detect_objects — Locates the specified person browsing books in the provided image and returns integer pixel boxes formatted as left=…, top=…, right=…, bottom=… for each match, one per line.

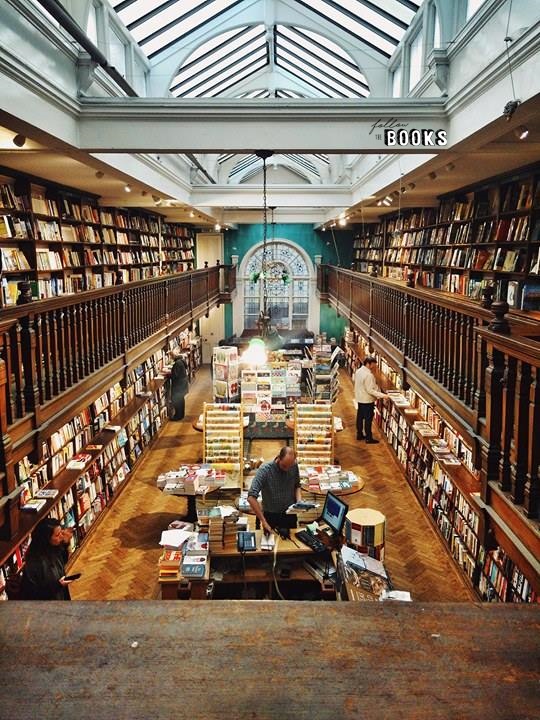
left=354, top=357, right=388, bottom=444
left=247, top=447, right=302, bottom=535
left=169, top=348, right=189, bottom=421
left=20, top=518, right=75, bottom=600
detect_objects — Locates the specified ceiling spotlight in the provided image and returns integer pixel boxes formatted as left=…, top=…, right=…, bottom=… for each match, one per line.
left=95, top=170, right=104, bottom=179
left=190, top=211, right=195, bottom=218
left=338, top=217, right=347, bottom=226
left=141, top=190, right=148, bottom=196
left=400, top=186, right=407, bottom=194
left=377, top=200, right=383, bottom=206
left=428, top=172, right=437, bottom=180
left=152, top=195, right=160, bottom=202
left=382, top=198, right=392, bottom=206
left=514, top=125, right=529, bottom=140
left=407, top=182, right=416, bottom=190
left=215, top=223, right=221, bottom=231
left=445, top=163, right=455, bottom=172
left=12, top=134, right=26, bottom=148
left=124, top=184, right=132, bottom=193
left=321, top=226, right=326, bottom=232
left=503, top=99, right=520, bottom=121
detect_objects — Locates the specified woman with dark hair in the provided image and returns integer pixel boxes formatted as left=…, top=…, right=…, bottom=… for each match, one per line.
left=20, top=518, right=75, bottom=600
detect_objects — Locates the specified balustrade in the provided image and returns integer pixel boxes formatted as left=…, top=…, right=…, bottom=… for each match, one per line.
left=318, top=265, right=540, bottom=521
left=0, top=266, right=231, bottom=436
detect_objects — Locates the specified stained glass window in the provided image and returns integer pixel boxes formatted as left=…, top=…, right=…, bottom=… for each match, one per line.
left=243, top=242, right=310, bottom=330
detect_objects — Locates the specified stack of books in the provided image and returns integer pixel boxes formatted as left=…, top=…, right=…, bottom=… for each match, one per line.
left=208, top=509, right=224, bottom=548
left=412, top=421, right=439, bottom=438
left=299, top=465, right=358, bottom=492
left=158, top=549, right=183, bottom=581
left=157, top=464, right=217, bottom=495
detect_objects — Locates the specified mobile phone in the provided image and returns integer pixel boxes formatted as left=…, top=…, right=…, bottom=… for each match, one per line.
left=63, top=573, right=82, bottom=581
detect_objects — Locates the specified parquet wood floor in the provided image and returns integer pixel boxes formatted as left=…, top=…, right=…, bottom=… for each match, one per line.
left=69, top=367, right=474, bottom=602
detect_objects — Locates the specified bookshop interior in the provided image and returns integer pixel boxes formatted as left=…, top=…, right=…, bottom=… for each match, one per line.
left=0, top=0, right=539, bottom=716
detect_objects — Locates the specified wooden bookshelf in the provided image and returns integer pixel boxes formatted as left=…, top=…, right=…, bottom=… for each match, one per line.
left=380, top=165, right=540, bottom=310
left=0, top=324, right=204, bottom=597
left=0, top=375, right=167, bottom=596
left=0, top=169, right=197, bottom=306
left=352, top=221, right=385, bottom=273
left=363, top=332, right=538, bottom=603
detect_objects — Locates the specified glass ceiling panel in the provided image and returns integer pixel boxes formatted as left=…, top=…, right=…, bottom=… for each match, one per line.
left=113, top=0, right=423, bottom=65
left=184, top=25, right=249, bottom=66
left=186, top=53, right=267, bottom=97
left=122, top=0, right=243, bottom=58
left=275, top=89, right=307, bottom=98
left=277, top=26, right=368, bottom=89
left=275, top=30, right=368, bottom=97
left=293, top=0, right=416, bottom=57
left=277, top=49, right=354, bottom=97
left=171, top=28, right=266, bottom=95
left=237, top=89, right=271, bottom=98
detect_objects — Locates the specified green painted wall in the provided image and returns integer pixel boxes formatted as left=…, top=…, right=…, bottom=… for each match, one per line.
left=319, top=303, right=348, bottom=343
left=223, top=223, right=354, bottom=338
left=224, top=223, right=353, bottom=267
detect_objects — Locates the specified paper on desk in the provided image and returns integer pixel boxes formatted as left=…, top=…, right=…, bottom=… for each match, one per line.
left=159, top=529, right=192, bottom=548
left=341, top=545, right=388, bottom=579
left=260, top=533, right=275, bottom=550
left=382, top=590, right=412, bottom=602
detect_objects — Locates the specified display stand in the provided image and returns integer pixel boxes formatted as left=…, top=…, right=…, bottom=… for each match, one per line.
left=344, top=508, right=386, bottom=561
left=203, top=403, right=243, bottom=489
left=294, top=403, right=334, bottom=466
left=212, top=347, right=239, bottom=402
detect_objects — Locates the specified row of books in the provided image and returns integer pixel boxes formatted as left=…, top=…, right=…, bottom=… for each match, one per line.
left=5, top=369, right=170, bottom=580
left=0, top=214, right=32, bottom=239
left=478, top=546, right=537, bottom=603
left=386, top=244, right=529, bottom=273
left=371, top=347, right=540, bottom=601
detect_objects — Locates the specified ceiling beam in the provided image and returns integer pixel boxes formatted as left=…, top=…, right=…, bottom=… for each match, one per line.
left=78, top=98, right=449, bottom=153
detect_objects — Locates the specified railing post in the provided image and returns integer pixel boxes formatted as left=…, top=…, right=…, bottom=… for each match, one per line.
left=498, top=354, right=516, bottom=492
left=0, top=355, right=15, bottom=496
left=481, top=342, right=505, bottom=500
left=20, top=312, right=39, bottom=420
left=524, top=366, right=540, bottom=518
left=510, top=360, right=531, bottom=505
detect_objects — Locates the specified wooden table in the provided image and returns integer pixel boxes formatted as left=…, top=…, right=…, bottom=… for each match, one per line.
left=2, top=603, right=538, bottom=719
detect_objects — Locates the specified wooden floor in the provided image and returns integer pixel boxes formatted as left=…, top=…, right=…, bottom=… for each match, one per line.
left=69, top=367, right=473, bottom=602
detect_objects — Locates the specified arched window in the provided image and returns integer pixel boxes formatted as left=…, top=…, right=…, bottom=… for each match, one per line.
left=243, top=242, right=311, bottom=330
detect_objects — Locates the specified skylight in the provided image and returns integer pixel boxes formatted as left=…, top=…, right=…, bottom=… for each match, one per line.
left=112, top=0, right=423, bottom=66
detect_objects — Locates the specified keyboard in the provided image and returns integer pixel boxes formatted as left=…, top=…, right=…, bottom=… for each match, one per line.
left=296, top=530, right=327, bottom=553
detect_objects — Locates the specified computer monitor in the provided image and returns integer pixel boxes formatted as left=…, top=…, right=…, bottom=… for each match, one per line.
left=321, top=492, right=348, bottom=536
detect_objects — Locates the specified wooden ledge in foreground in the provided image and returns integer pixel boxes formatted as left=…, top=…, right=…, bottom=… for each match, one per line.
left=1, top=601, right=539, bottom=720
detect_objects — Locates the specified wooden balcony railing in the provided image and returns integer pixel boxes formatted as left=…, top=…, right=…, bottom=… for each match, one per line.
left=0, top=265, right=234, bottom=496
left=318, top=264, right=540, bottom=522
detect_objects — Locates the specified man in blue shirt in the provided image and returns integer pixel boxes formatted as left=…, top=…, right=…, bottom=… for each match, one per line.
left=247, top=447, right=302, bottom=535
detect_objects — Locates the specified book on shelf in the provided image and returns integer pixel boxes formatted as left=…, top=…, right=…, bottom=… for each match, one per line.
left=1, top=246, right=31, bottom=271
left=34, top=488, right=59, bottom=499
left=20, top=497, right=47, bottom=513
left=520, top=282, right=540, bottom=311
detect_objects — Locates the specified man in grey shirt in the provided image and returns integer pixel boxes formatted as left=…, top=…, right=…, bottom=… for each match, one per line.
left=248, top=447, right=302, bottom=535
